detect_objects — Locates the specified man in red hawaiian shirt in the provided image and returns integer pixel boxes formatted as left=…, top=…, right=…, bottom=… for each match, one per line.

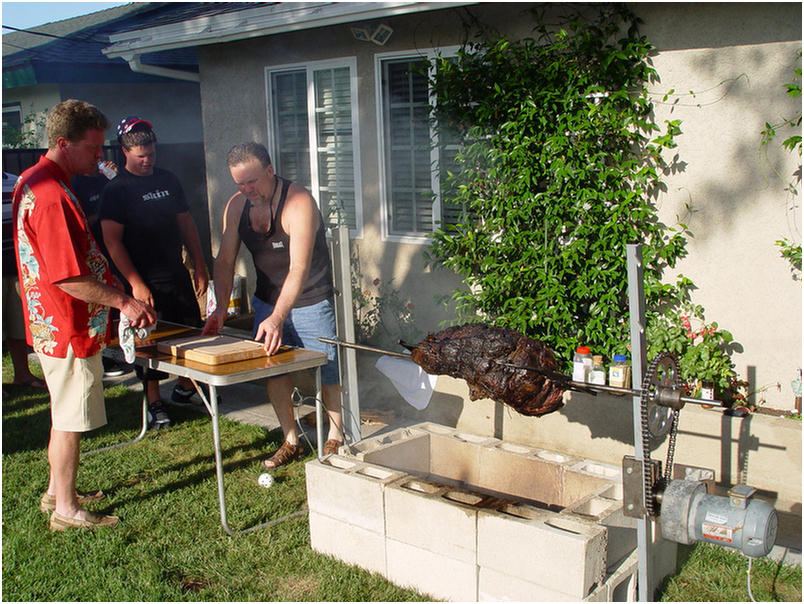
left=13, top=99, right=157, bottom=531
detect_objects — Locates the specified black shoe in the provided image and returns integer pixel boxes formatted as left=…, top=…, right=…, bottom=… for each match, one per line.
left=170, top=383, right=219, bottom=409
left=147, top=400, right=173, bottom=430
left=102, top=357, right=128, bottom=378
left=170, top=384, right=199, bottom=406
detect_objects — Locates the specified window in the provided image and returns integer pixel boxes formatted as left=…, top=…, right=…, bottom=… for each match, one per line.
left=267, top=59, right=362, bottom=235
left=2, top=104, right=22, bottom=148
left=376, top=49, right=459, bottom=243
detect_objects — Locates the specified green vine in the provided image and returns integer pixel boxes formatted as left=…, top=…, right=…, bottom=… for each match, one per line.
left=760, top=53, right=802, bottom=277
left=426, top=4, right=736, bottom=390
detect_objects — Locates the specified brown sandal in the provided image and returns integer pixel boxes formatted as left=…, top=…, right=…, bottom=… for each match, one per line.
left=262, top=441, right=304, bottom=469
left=323, top=439, right=342, bottom=456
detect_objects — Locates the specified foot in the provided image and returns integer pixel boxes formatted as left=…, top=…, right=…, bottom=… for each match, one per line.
left=323, top=439, right=343, bottom=456
left=102, top=357, right=129, bottom=378
left=262, top=441, right=304, bottom=469
left=40, top=489, right=105, bottom=513
left=49, top=509, right=119, bottom=531
left=11, top=377, right=46, bottom=388
left=147, top=400, right=173, bottom=430
left=170, top=383, right=218, bottom=409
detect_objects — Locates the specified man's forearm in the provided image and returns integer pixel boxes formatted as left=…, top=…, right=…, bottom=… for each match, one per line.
left=56, top=276, right=128, bottom=310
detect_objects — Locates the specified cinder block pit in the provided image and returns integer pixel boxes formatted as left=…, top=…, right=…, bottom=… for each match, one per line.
left=306, top=422, right=664, bottom=601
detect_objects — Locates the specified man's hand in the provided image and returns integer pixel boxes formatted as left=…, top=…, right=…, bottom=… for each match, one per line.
left=121, top=296, right=157, bottom=328
left=255, top=316, right=283, bottom=356
left=194, top=270, right=209, bottom=298
left=132, top=282, right=154, bottom=307
left=202, top=308, right=226, bottom=335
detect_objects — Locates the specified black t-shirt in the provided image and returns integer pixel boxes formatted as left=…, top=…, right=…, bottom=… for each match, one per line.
left=71, top=173, right=108, bottom=250
left=99, top=167, right=189, bottom=283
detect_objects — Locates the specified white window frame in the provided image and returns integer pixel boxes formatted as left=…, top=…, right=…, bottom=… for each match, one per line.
left=375, top=47, right=458, bottom=244
left=265, top=57, right=363, bottom=238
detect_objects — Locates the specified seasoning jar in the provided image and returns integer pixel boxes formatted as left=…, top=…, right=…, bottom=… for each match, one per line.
left=572, top=346, right=592, bottom=382
left=589, top=355, right=606, bottom=385
left=609, top=354, right=631, bottom=389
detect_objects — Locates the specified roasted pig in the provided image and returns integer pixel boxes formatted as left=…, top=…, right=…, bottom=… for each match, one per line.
left=408, top=323, right=566, bottom=416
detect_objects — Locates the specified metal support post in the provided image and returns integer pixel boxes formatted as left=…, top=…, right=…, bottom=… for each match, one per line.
left=626, top=243, right=653, bottom=601
left=330, top=225, right=361, bottom=445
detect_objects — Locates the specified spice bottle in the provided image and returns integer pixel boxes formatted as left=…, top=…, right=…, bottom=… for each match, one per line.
left=609, top=354, right=631, bottom=388
left=589, top=355, right=606, bottom=385
left=572, top=346, right=592, bottom=382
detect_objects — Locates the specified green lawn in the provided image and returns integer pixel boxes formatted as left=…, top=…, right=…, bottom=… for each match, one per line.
left=2, top=354, right=800, bottom=601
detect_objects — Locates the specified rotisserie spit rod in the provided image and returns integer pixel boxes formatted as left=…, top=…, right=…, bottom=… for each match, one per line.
left=319, top=337, right=722, bottom=409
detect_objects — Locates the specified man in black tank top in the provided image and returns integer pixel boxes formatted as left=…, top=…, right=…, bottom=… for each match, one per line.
left=203, top=142, right=343, bottom=468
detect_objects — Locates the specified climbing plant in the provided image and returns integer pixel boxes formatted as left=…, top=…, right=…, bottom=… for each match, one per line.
left=427, top=4, right=734, bottom=387
left=760, top=55, right=802, bottom=277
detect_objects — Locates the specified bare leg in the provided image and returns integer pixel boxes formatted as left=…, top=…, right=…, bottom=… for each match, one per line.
left=322, top=383, right=343, bottom=442
left=7, top=338, right=42, bottom=385
left=145, top=379, right=161, bottom=403
left=48, top=428, right=84, bottom=519
left=266, top=375, right=297, bottom=446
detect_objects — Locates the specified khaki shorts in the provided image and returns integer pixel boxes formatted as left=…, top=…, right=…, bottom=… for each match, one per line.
left=37, top=345, right=107, bottom=432
left=2, top=276, right=27, bottom=340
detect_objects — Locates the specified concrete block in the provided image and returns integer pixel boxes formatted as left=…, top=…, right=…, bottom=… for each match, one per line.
left=385, top=479, right=477, bottom=563
left=308, top=510, right=386, bottom=575
left=478, top=507, right=607, bottom=599
left=428, top=432, right=486, bottom=485
left=477, top=442, right=565, bottom=506
left=386, top=538, right=477, bottom=601
left=479, top=566, right=584, bottom=602
left=355, top=432, right=431, bottom=476
left=585, top=551, right=638, bottom=602
left=305, top=456, right=401, bottom=533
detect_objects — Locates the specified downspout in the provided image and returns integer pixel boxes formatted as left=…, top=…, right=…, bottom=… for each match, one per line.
left=125, top=54, right=199, bottom=83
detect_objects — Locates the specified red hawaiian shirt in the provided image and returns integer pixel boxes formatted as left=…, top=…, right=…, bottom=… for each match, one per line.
left=13, top=155, right=114, bottom=358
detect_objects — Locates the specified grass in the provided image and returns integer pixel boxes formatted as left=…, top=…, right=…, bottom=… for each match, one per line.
left=2, top=354, right=801, bottom=601
left=660, top=543, right=801, bottom=602
left=2, top=357, right=429, bottom=602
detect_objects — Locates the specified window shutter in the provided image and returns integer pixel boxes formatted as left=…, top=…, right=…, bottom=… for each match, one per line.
left=314, top=66, right=357, bottom=230
left=383, top=59, right=434, bottom=236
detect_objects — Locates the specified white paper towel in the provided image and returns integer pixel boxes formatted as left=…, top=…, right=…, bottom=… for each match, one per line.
left=375, top=355, right=437, bottom=410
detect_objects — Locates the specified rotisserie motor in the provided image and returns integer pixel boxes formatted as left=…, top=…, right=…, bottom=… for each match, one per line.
left=408, top=323, right=566, bottom=416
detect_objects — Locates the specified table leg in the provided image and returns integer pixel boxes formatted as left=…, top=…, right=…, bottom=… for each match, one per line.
left=85, top=392, right=148, bottom=456
left=315, top=367, right=323, bottom=459
left=202, top=382, right=308, bottom=536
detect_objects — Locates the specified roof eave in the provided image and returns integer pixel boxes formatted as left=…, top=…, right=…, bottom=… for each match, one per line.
left=103, top=1, right=477, bottom=58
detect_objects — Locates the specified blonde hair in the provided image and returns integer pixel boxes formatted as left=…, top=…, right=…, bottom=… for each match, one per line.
left=46, top=99, right=109, bottom=148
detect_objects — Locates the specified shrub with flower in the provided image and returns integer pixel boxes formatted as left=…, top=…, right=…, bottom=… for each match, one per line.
left=647, top=303, right=738, bottom=398
left=351, top=256, right=421, bottom=350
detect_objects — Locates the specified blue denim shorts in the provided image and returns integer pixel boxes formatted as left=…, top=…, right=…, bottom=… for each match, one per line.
left=251, top=295, right=340, bottom=385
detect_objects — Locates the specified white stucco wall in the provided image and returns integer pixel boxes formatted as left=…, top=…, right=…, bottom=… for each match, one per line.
left=196, top=2, right=801, bottom=410
left=640, top=3, right=802, bottom=409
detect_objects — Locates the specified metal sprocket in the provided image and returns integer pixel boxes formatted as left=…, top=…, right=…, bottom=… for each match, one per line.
left=640, top=352, right=682, bottom=516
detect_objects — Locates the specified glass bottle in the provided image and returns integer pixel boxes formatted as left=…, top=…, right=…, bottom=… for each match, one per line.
left=589, top=355, right=606, bottom=385
left=572, top=346, right=592, bottom=382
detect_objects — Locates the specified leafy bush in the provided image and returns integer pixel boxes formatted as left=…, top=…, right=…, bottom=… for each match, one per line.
left=428, top=5, right=722, bottom=374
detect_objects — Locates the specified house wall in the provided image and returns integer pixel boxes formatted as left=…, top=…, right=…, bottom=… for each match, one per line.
left=2, top=81, right=203, bottom=147
left=60, top=81, right=203, bottom=146
left=197, top=3, right=801, bottom=410
left=2, top=84, right=61, bottom=148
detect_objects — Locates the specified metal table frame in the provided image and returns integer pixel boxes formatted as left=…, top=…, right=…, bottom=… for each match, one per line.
left=87, top=322, right=328, bottom=536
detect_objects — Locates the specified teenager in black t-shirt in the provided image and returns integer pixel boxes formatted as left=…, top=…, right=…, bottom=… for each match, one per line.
left=100, top=117, right=209, bottom=430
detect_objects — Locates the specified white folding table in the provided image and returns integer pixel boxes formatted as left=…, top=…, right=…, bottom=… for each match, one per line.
left=88, top=321, right=328, bottom=536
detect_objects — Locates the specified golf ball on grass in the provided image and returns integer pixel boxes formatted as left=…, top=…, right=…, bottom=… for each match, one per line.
left=258, top=472, right=274, bottom=488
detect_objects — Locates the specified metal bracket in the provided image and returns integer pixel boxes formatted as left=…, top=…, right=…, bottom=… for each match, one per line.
left=622, top=455, right=662, bottom=518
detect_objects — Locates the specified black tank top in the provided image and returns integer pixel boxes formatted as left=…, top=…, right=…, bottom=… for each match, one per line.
left=238, top=176, right=333, bottom=307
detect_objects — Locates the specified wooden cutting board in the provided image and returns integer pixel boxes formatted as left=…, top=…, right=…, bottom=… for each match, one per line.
left=156, top=334, right=266, bottom=365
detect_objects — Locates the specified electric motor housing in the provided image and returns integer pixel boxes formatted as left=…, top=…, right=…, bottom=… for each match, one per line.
left=659, top=480, right=778, bottom=558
